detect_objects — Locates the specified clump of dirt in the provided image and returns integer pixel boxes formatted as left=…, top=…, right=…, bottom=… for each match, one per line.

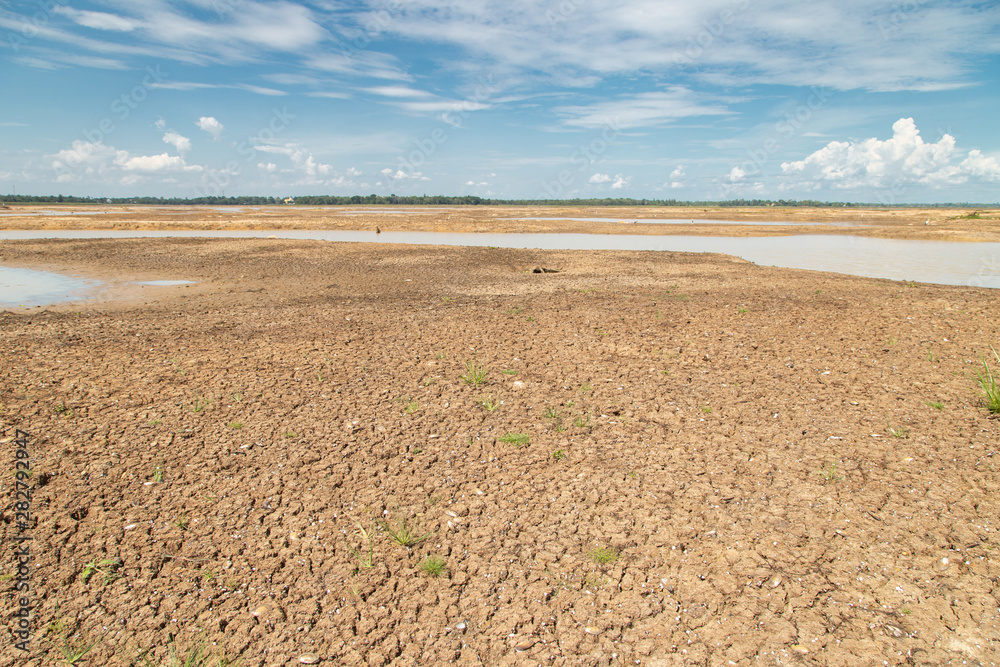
left=1, top=237, right=998, bottom=666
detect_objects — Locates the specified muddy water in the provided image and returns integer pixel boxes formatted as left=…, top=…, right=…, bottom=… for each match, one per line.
left=507, top=216, right=844, bottom=226
left=0, top=266, right=100, bottom=307
left=2, top=230, right=998, bottom=289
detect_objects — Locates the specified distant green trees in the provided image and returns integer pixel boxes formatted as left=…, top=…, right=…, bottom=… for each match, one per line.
left=0, top=194, right=991, bottom=208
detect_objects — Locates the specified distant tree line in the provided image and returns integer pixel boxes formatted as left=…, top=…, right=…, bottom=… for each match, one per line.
left=0, top=194, right=993, bottom=208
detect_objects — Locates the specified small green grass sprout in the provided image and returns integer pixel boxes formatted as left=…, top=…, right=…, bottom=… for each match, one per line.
left=460, top=360, right=489, bottom=387
left=379, top=515, right=434, bottom=547
left=820, top=459, right=843, bottom=484
left=590, top=547, right=618, bottom=566
left=975, top=346, right=1000, bottom=414
left=55, top=630, right=104, bottom=665
left=81, top=558, right=122, bottom=586
left=499, top=432, right=530, bottom=447
left=419, top=555, right=447, bottom=577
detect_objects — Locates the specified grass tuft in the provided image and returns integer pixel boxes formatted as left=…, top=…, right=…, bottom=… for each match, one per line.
left=820, top=459, right=843, bottom=484
left=589, top=547, right=618, bottom=566
left=499, top=432, right=530, bottom=447
left=347, top=521, right=374, bottom=569
left=54, top=630, right=104, bottom=665
left=460, top=360, right=489, bottom=387
left=477, top=395, right=499, bottom=412
left=419, top=555, right=447, bottom=577
left=975, top=346, right=1000, bottom=414
left=379, top=515, right=434, bottom=547
left=81, top=558, right=122, bottom=586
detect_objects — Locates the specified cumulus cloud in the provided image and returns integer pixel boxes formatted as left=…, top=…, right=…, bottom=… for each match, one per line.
left=196, top=117, right=224, bottom=140
left=670, top=165, right=686, bottom=179
left=117, top=153, right=201, bottom=172
left=781, top=118, right=1000, bottom=189
left=381, top=167, right=429, bottom=181
left=257, top=144, right=332, bottom=178
left=728, top=166, right=746, bottom=182
left=49, top=140, right=202, bottom=184
left=611, top=174, right=629, bottom=190
left=589, top=173, right=611, bottom=184
left=162, top=131, right=191, bottom=155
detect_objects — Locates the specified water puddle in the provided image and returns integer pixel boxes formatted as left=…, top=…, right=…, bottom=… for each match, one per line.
left=0, top=210, right=107, bottom=217
left=1, top=230, right=997, bottom=289
left=0, top=266, right=101, bottom=308
left=507, top=216, right=845, bottom=227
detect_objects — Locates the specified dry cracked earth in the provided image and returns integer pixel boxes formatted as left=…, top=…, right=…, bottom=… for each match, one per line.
left=1, top=236, right=999, bottom=666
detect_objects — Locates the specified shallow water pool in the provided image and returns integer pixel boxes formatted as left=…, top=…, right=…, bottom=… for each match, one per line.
left=1, top=229, right=998, bottom=289
left=0, top=266, right=100, bottom=307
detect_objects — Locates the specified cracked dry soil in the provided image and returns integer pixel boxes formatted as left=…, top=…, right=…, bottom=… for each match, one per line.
left=1, top=237, right=999, bottom=666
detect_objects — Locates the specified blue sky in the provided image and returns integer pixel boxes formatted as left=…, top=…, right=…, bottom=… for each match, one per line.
left=1, top=0, right=999, bottom=202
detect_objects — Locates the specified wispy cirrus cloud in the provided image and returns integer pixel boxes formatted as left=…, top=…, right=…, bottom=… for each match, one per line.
left=376, top=0, right=1000, bottom=93
left=557, top=89, right=731, bottom=129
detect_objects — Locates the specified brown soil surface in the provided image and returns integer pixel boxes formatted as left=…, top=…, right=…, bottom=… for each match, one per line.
left=2, top=204, right=999, bottom=242
left=1, top=234, right=999, bottom=667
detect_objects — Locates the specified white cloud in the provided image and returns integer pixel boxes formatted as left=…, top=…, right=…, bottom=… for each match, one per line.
left=781, top=118, right=1000, bottom=189
left=728, top=166, right=746, bottom=182
left=116, top=153, right=202, bottom=173
left=162, top=131, right=191, bottom=156
left=366, top=86, right=435, bottom=98
left=154, top=118, right=166, bottom=130
left=306, top=91, right=352, bottom=99
left=346, top=167, right=362, bottom=176
left=53, top=6, right=138, bottom=32
left=258, top=162, right=278, bottom=173
left=48, top=140, right=202, bottom=184
left=256, top=144, right=332, bottom=177
left=557, top=89, right=730, bottom=129
left=590, top=173, right=629, bottom=189
left=152, top=82, right=286, bottom=96
left=196, top=117, right=224, bottom=140
left=382, top=167, right=429, bottom=181
left=670, top=165, right=686, bottom=179
left=380, top=1, right=1000, bottom=93
left=611, top=174, right=629, bottom=190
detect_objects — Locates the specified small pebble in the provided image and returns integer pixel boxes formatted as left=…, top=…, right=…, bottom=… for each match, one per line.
left=514, top=638, right=535, bottom=652
left=936, top=557, right=950, bottom=571
left=455, top=622, right=467, bottom=631
left=584, top=626, right=600, bottom=635
left=298, top=654, right=320, bottom=665
left=768, top=574, right=782, bottom=588
left=250, top=602, right=274, bottom=618
left=886, top=625, right=904, bottom=638
left=790, top=644, right=810, bottom=654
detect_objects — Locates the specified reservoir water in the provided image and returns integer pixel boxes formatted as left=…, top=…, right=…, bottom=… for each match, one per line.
left=2, top=230, right=998, bottom=307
